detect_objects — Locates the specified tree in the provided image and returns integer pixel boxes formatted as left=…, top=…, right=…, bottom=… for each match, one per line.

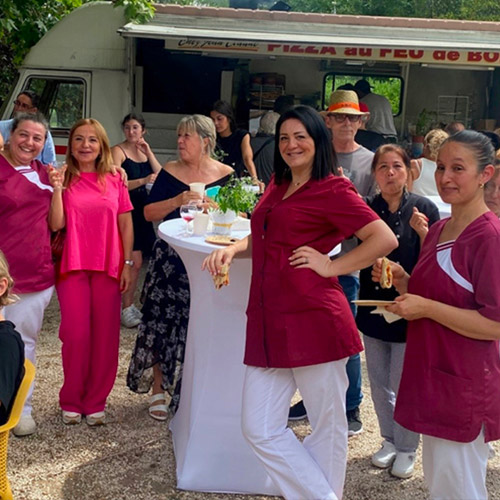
left=0, top=0, right=154, bottom=106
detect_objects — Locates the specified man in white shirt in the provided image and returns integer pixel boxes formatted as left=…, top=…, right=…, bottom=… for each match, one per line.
left=354, top=80, right=397, bottom=140
left=0, top=90, right=56, bottom=165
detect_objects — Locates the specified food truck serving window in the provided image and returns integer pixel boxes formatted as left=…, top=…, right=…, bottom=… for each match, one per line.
left=324, top=74, right=403, bottom=116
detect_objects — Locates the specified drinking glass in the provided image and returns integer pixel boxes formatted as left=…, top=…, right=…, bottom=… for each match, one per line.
left=180, top=203, right=202, bottom=236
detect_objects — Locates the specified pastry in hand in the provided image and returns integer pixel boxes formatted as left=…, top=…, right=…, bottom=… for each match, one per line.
left=213, top=263, right=230, bottom=290
left=380, top=257, right=393, bottom=289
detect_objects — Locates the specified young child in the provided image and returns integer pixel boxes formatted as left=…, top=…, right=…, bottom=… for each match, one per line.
left=0, top=250, right=25, bottom=425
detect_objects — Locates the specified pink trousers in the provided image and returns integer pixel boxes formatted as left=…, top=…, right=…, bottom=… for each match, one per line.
left=57, top=271, right=121, bottom=415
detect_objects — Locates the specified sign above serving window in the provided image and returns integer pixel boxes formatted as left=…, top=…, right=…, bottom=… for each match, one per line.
left=164, top=38, right=500, bottom=67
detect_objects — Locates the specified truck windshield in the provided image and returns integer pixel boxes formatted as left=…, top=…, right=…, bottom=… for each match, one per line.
left=324, top=74, right=403, bottom=115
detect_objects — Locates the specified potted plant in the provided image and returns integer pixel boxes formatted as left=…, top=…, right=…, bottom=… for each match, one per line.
left=411, top=108, right=436, bottom=157
left=211, top=176, right=259, bottom=235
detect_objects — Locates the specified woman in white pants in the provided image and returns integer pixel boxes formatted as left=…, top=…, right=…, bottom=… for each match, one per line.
left=0, top=113, right=57, bottom=436
left=204, top=106, right=397, bottom=500
left=383, top=130, right=500, bottom=499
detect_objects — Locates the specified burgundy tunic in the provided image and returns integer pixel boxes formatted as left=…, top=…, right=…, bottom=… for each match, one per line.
left=244, top=175, right=379, bottom=368
left=394, top=212, right=500, bottom=443
left=0, top=156, right=54, bottom=293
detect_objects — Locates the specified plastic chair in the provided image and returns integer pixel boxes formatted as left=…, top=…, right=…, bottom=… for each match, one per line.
left=0, top=360, right=35, bottom=500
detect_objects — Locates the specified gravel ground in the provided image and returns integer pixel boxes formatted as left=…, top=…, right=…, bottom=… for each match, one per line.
left=6, top=292, right=500, bottom=500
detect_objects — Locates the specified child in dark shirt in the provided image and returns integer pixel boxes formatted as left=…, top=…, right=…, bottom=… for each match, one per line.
left=0, top=250, right=25, bottom=425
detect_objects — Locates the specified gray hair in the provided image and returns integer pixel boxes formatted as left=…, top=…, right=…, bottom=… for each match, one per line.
left=177, top=115, right=216, bottom=157
left=258, top=111, right=280, bottom=135
left=11, top=112, right=48, bottom=139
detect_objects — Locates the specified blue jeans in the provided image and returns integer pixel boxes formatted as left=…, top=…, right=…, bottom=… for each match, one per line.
left=338, top=275, right=363, bottom=412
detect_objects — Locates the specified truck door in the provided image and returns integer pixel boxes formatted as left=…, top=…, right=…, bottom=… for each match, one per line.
left=5, top=70, right=91, bottom=160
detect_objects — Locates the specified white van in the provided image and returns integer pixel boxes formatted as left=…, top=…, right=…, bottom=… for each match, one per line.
left=2, top=1, right=500, bottom=161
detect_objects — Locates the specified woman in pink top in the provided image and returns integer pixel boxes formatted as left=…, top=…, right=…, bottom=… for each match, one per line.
left=49, top=118, right=133, bottom=427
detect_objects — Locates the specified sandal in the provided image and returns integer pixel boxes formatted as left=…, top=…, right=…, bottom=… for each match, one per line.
left=149, top=393, right=168, bottom=421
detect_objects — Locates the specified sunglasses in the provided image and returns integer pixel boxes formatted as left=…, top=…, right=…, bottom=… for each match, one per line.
left=328, top=113, right=362, bottom=123
left=13, top=99, right=33, bottom=110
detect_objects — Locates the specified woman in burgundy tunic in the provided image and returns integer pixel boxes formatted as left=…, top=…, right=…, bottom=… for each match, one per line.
left=203, top=106, right=397, bottom=500
left=380, top=130, right=500, bottom=500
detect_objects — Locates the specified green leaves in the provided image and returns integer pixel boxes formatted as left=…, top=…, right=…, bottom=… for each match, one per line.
left=215, top=176, right=259, bottom=214
left=113, top=0, right=155, bottom=24
left=0, top=0, right=155, bottom=106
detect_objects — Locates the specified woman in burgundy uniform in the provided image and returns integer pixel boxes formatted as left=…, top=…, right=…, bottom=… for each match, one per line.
left=380, top=130, right=500, bottom=500
left=203, top=106, right=397, bottom=500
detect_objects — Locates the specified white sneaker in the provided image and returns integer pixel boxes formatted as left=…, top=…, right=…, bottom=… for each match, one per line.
left=121, top=305, right=141, bottom=328
left=130, top=304, right=143, bottom=319
left=62, top=411, right=82, bottom=425
left=391, top=451, right=416, bottom=479
left=371, top=440, right=397, bottom=468
left=13, top=414, right=36, bottom=437
left=86, top=411, right=106, bottom=427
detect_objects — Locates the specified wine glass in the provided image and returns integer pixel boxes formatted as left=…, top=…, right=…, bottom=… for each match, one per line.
left=180, top=203, right=202, bottom=236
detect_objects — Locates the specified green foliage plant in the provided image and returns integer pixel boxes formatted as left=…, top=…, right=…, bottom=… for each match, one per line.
left=214, top=176, right=259, bottom=214
left=415, top=108, right=437, bottom=136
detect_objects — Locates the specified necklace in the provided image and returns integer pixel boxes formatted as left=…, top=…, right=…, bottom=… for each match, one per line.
left=293, top=177, right=310, bottom=186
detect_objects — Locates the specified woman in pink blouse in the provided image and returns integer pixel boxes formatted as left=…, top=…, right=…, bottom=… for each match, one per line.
left=203, top=106, right=397, bottom=500
left=49, top=118, right=133, bottom=427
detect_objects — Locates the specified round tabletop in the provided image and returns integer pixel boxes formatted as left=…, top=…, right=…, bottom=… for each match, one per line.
left=158, top=218, right=251, bottom=255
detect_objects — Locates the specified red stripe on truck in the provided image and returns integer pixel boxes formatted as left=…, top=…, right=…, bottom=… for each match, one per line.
left=55, top=145, right=67, bottom=155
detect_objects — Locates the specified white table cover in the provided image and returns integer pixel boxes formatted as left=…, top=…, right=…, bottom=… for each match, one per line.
left=158, top=219, right=279, bottom=495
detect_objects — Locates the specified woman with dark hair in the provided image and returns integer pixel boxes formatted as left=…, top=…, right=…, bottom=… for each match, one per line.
left=377, top=130, right=500, bottom=499
left=203, top=106, right=397, bottom=500
left=210, top=100, right=259, bottom=180
left=357, top=144, right=439, bottom=479
left=0, top=112, right=56, bottom=436
left=112, top=113, right=162, bottom=328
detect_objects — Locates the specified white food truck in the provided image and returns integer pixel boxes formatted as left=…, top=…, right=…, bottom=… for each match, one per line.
left=2, top=1, right=500, bottom=161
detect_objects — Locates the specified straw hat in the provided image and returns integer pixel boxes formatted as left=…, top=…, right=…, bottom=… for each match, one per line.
left=327, top=90, right=367, bottom=115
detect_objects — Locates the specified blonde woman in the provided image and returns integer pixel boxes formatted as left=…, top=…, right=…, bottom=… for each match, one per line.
left=49, top=118, right=134, bottom=426
left=0, top=251, right=25, bottom=426
left=410, top=129, right=449, bottom=195
left=127, top=115, right=233, bottom=420
left=484, top=162, right=500, bottom=217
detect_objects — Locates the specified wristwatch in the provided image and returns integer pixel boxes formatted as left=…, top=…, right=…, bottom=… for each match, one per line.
left=124, top=260, right=134, bottom=267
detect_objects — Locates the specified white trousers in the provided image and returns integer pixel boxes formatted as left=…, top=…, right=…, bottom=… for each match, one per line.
left=3, top=286, right=54, bottom=416
left=423, top=431, right=489, bottom=500
left=241, top=359, right=349, bottom=500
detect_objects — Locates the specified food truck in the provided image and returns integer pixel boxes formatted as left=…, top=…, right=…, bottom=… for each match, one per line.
left=2, top=1, right=500, bottom=161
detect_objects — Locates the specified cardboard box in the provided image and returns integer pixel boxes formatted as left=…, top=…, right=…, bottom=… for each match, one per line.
left=473, top=119, right=497, bottom=131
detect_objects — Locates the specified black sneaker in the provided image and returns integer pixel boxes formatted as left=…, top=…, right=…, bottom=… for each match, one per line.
left=347, top=407, right=363, bottom=436
left=288, top=400, right=307, bottom=421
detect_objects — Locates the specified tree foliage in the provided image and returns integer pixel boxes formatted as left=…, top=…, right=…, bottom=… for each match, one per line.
left=2, top=0, right=499, bottom=106
left=0, top=0, right=155, bottom=106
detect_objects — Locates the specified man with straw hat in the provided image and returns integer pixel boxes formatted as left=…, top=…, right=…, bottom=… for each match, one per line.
left=288, top=89, right=376, bottom=438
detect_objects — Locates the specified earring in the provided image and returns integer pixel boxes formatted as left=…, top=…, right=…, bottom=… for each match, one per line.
left=480, top=183, right=484, bottom=189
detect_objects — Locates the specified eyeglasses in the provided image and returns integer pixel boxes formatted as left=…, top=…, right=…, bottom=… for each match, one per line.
left=13, top=99, right=33, bottom=110
left=328, top=113, right=361, bottom=123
